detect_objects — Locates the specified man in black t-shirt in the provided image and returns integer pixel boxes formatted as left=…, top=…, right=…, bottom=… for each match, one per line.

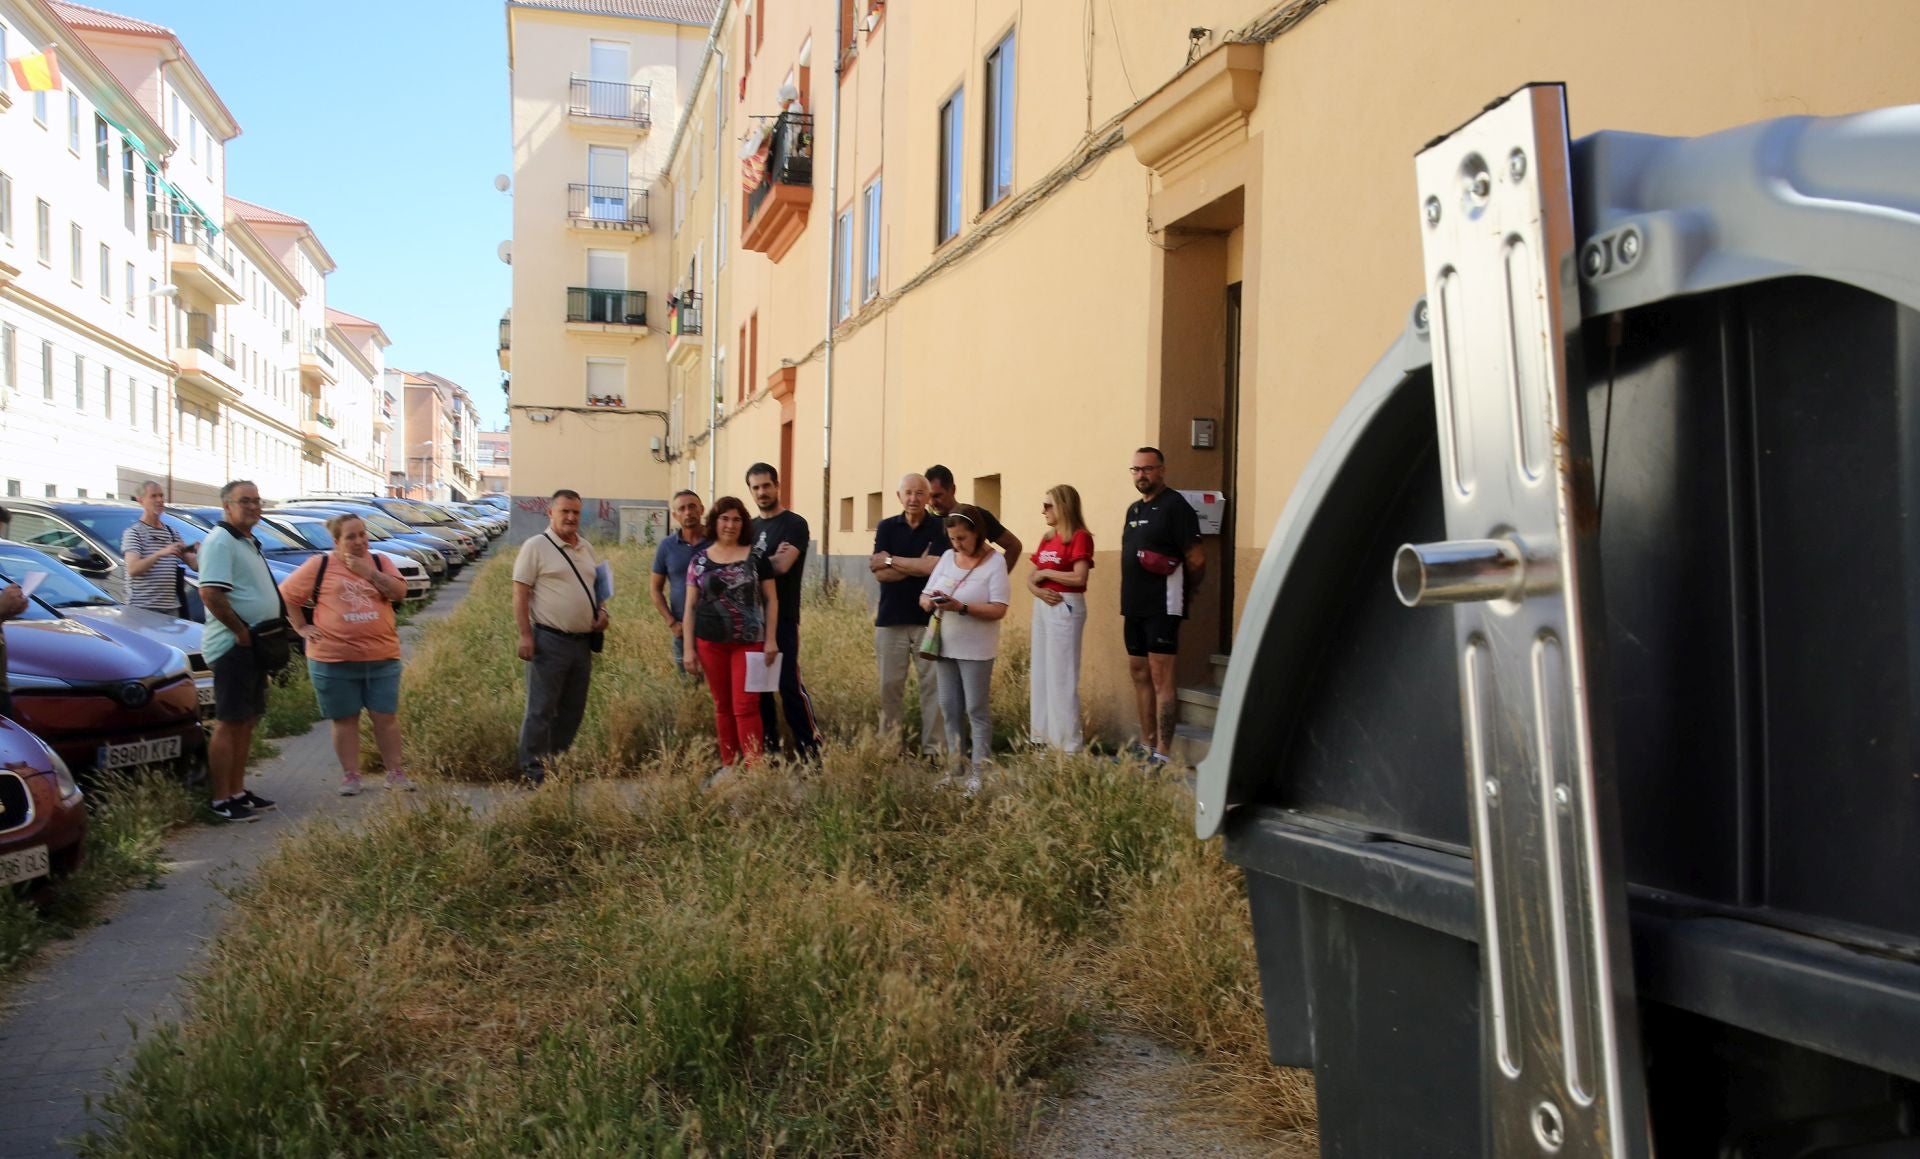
left=1120, top=447, right=1205, bottom=763
left=748, top=462, right=822, bottom=759
left=869, top=473, right=948, bottom=753
left=924, top=464, right=1021, bottom=572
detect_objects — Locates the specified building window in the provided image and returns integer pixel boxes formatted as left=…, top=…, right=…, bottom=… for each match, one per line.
left=937, top=90, right=965, bottom=244
left=835, top=206, right=854, bottom=322
left=862, top=177, right=882, bottom=302
left=5, top=481, right=17, bottom=498
left=99, top=243, right=111, bottom=299
left=0, top=172, right=10, bottom=240
left=68, top=91, right=80, bottom=153
left=749, top=311, right=759, bottom=400
left=123, top=146, right=135, bottom=231
left=95, top=115, right=110, bottom=186
left=128, top=376, right=137, bottom=426
left=148, top=278, right=159, bottom=327
left=585, top=357, right=625, bottom=406
left=983, top=32, right=1016, bottom=208
left=41, top=340, right=53, bottom=399
left=190, top=116, right=200, bottom=164
left=74, top=353, right=84, bottom=408
left=125, top=262, right=136, bottom=313
left=33, top=89, right=47, bottom=125
left=70, top=223, right=82, bottom=285
left=103, top=367, right=112, bottom=419
left=35, top=199, right=50, bottom=265
left=150, top=384, right=160, bottom=432
left=737, top=323, right=747, bottom=401
left=0, top=324, right=14, bottom=390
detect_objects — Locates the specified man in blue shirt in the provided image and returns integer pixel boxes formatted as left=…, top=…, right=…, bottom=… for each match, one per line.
left=198, top=480, right=282, bottom=821
left=649, top=490, right=709, bottom=679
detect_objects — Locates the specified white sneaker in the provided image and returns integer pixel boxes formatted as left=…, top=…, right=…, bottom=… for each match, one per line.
left=701, top=765, right=734, bottom=791
left=963, top=774, right=983, bottom=798
left=338, top=773, right=363, bottom=796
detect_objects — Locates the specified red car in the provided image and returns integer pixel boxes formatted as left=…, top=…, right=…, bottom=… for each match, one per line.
left=4, top=590, right=205, bottom=779
left=0, top=716, right=87, bottom=887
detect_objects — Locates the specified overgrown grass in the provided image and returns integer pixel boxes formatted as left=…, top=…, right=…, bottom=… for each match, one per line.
left=85, top=548, right=1317, bottom=1154
left=396, top=547, right=1028, bottom=781
left=0, top=772, right=199, bottom=984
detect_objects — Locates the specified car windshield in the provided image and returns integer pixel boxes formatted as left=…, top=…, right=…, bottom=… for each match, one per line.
left=246, top=520, right=306, bottom=552
left=0, top=544, right=117, bottom=609
left=386, top=500, right=449, bottom=524
left=280, top=520, right=335, bottom=549
left=66, top=508, right=207, bottom=554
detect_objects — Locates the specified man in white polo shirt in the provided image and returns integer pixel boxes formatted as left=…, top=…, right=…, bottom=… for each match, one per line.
left=513, top=489, right=608, bottom=785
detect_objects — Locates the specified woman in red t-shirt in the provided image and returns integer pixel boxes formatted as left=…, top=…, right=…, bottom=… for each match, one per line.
left=1025, top=484, right=1094, bottom=751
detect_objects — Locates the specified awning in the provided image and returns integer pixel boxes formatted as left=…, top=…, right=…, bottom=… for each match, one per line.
left=100, top=110, right=155, bottom=160
left=166, top=183, right=220, bottom=235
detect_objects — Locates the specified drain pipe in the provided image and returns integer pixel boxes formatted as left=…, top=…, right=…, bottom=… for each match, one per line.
left=659, top=0, right=729, bottom=498
left=819, top=3, right=845, bottom=590
left=708, top=50, right=725, bottom=501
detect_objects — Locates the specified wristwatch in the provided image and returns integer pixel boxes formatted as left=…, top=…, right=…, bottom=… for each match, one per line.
left=885, top=555, right=894, bottom=568
left=958, top=602, right=969, bottom=616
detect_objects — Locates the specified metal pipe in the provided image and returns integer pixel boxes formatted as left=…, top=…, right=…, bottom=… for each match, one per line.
left=1393, top=538, right=1527, bottom=606
left=820, top=0, right=845, bottom=590
left=709, top=49, right=725, bottom=502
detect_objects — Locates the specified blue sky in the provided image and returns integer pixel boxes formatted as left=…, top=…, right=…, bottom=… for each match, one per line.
left=89, top=0, right=513, bottom=428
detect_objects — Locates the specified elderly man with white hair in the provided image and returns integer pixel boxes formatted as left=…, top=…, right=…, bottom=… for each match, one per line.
left=867, top=472, right=948, bottom=755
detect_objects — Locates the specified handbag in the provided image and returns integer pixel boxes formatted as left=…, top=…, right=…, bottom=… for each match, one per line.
left=545, top=534, right=606, bottom=653
left=1135, top=548, right=1182, bottom=577
left=233, top=528, right=294, bottom=673
left=918, top=611, right=944, bottom=658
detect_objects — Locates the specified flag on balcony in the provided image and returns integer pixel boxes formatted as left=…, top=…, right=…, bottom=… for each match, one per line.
left=7, top=47, right=61, bottom=92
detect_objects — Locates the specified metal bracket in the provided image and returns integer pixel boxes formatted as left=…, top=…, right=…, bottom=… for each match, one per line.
left=1400, top=85, right=1652, bottom=1158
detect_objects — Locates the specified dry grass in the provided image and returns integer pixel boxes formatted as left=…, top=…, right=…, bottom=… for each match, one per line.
left=87, top=551, right=1316, bottom=1155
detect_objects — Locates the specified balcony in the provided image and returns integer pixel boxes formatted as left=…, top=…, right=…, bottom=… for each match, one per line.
left=497, top=312, right=511, bottom=372
left=567, top=184, right=649, bottom=234
left=373, top=396, right=394, bottom=432
left=567, top=76, right=651, bottom=129
left=667, top=290, right=703, bottom=369
left=303, top=410, right=340, bottom=449
left=175, top=332, right=241, bottom=403
left=565, top=287, right=648, bottom=341
left=742, top=111, right=814, bottom=262
left=300, top=327, right=338, bottom=389
left=168, top=219, right=242, bottom=306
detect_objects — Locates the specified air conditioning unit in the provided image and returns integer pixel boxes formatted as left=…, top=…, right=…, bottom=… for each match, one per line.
left=148, top=210, right=172, bottom=234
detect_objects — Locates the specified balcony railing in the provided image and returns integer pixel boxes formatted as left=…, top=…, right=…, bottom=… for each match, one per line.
left=497, top=315, right=510, bottom=351
left=304, top=329, right=336, bottom=366
left=745, top=111, right=814, bottom=222
left=189, top=337, right=235, bottom=369
left=567, top=76, right=651, bottom=127
left=311, top=411, right=336, bottom=429
left=668, top=290, right=702, bottom=337
left=566, top=287, right=647, bottom=327
left=169, top=216, right=235, bottom=276
left=567, top=184, right=649, bottom=229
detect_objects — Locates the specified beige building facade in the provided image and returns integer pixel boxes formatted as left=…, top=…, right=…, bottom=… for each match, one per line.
left=512, top=0, right=1920, bottom=742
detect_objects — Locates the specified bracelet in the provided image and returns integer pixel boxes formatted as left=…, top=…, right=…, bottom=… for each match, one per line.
left=958, top=602, right=969, bottom=616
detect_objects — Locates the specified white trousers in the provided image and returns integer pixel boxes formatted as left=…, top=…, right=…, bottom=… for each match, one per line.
left=1028, top=592, right=1086, bottom=751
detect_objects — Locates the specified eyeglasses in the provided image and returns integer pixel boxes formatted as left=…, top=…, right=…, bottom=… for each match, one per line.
left=1128, top=466, right=1159, bottom=474
left=1041, top=502, right=1055, bottom=510
left=230, top=497, right=263, bottom=506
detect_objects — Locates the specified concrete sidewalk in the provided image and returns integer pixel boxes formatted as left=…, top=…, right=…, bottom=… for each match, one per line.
left=0, top=562, right=488, bottom=1157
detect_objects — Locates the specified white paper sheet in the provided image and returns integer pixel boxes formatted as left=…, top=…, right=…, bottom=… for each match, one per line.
left=743, top=651, right=783, bottom=693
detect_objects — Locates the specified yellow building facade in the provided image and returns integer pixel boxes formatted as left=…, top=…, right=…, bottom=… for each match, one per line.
left=512, top=0, right=1920, bottom=742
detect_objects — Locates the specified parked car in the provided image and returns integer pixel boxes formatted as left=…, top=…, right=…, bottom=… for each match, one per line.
left=368, top=498, right=486, bottom=560
left=474, top=493, right=510, bottom=513
left=2, top=585, right=205, bottom=777
left=447, top=502, right=507, bottom=537
left=285, top=497, right=479, bottom=564
left=1, top=498, right=299, bottom=621
left=277, top=501, right=462, bottom=574
left=262, top=509, right=443, bottom=583
left=0, top=541, right=215, bottom=721
left=0, top=717, right=88, bottom=888
left=261, top=514, right=431, bottom=602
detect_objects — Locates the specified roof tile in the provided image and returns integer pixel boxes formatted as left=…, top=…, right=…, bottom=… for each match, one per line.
left=509, top=0, right=720, bottom=27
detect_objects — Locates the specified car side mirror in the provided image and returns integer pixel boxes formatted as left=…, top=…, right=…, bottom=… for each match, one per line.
left=59, top=549, right=110, bottom=574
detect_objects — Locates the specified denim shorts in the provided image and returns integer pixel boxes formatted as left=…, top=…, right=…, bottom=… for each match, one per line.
left=308, top=658, right=402, bottom=719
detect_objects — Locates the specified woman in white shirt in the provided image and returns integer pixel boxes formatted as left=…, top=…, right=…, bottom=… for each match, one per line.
left=919, top=504, right=1011, bottom=793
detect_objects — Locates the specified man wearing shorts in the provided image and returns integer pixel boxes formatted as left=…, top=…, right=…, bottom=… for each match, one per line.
left=197, top=480, right=280, bottom=820
left=1120, top=447, right=1205, bottom=764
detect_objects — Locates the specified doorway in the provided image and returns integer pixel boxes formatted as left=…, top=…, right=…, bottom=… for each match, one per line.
left=1221, top=280, right=1242, bottom=657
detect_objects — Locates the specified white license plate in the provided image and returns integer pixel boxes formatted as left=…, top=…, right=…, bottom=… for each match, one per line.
left=97, top=735, right=183, bottom=770
left=0, top=845, right=49, bottom=887
left=196, top=684, right=216, bottom=706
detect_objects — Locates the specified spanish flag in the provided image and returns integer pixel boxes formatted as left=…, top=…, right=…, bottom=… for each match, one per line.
left=8, top=47, right=61, bottom=93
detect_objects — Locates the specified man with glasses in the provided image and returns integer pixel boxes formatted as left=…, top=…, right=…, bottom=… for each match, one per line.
left=1120, top=447, right=1205, bottom=764
left=197, top=480, right=279, bottom=820
left=122, top=480, right=196, bottom=617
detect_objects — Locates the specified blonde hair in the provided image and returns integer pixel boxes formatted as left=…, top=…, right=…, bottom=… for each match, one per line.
left=1044, top=484, right=1086, bottom=541
left=324, top=513, right=364, bottom=540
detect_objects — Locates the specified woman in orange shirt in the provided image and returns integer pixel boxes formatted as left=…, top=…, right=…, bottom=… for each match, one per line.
left=280, top=513, right=412, bottom=795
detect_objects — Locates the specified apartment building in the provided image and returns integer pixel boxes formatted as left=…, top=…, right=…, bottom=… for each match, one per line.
left=622, top=0, right=1920, bottom=744
left=392, top=369, right=480, bottom=503
left=325, top=307, right=392, bottom=495
left=503, top=0, right=717, bottom=531
left=0, top=0, right=174, bottom=500
left=0, top=0, right=394, bottom=503
left=477, top=428, right=510, bottom=493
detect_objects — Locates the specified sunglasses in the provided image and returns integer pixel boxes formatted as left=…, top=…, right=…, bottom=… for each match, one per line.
left=1041, top=502, right=1055, bottom=510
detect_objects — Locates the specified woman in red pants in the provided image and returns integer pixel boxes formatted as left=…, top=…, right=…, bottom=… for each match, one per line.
left=682, top=495, right=780, bottom=773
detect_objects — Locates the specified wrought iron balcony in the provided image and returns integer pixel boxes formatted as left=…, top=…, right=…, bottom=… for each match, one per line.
left=188, top=336, right=234, bottom=369
left=669, top=290, right=702, bottom=337
left=566, top=287, right=647, bottom=328
left=498, top=315, right=510, bottom=351
left=745, top=111, right=814, bottom=222
left=170, top=216, right=234, bottom=276
left=567, top=184, right=649, bottom=230
left=568, top=76, right=651, bottom=127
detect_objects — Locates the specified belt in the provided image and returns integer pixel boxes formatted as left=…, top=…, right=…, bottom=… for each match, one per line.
left=534, top=623, right=593, bottom=640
